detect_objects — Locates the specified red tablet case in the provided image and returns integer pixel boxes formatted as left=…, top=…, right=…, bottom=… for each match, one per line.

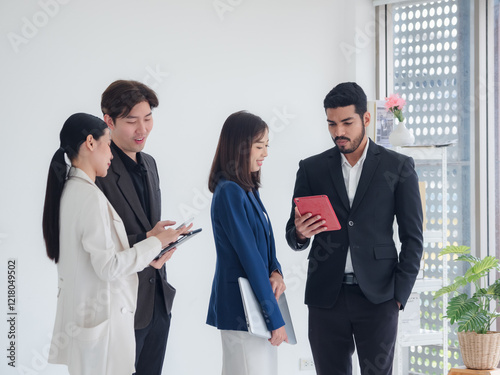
left=294, top=195, right=341, bottom=231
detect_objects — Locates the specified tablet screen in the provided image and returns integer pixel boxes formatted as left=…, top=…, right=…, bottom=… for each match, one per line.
left=154, top=228, right=202, bottom=259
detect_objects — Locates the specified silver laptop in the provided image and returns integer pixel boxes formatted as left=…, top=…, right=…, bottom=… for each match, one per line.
left=238, top=277, right=297, bottom=345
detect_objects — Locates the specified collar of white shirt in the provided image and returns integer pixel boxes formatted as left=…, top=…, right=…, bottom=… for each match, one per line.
left=340, top=138, right=370, bottom=168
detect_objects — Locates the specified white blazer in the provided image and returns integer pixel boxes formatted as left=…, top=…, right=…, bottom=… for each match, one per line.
left=48, top=168, right=162, bottom=375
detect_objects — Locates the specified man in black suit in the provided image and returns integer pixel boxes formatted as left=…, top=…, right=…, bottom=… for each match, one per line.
left=96, top=80, right=176, bottom=375
left=286, top=82, right=423, bottom=375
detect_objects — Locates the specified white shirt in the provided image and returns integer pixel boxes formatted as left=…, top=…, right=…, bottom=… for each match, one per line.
left=341, top=140, right=370, bottom=273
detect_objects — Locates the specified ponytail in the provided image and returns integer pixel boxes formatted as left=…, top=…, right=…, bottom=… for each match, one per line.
left=42, top=148, right=68, bottom=262
left=42, top=113, right=108, bottom=263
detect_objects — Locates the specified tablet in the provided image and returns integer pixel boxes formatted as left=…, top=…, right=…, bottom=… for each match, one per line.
left=238, top=277, right=297, bottom=345
left=154, top=228, right=202, bottom=260
left=294, top=195, right=341, bottom=231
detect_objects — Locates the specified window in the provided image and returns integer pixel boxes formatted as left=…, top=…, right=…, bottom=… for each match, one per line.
left=378, top=0, right=487, bottom=373
left=493, top=0, right=500, bottom=296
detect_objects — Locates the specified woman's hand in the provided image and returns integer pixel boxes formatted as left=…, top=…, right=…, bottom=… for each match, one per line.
left=147, top=220, right=176, bottom=238
left=155, top=222, right=193, bottom=249
left=149, top=248, right=176, bottom=269
left=269, top=270, right=286, bottom=301
left=269, top=326, right=288, bottom=346
left=149, top=222, right=193, bottom=267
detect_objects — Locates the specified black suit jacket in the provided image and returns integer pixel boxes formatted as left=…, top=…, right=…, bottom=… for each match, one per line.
left=96, top=147, right=176, bottom=329
left=286, top=140, right=423, bottom=309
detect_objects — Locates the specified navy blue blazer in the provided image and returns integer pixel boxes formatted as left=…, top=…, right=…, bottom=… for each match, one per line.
left=286, top=140, right=423, bottom=309
left=207, top=179, right=285, bottom=331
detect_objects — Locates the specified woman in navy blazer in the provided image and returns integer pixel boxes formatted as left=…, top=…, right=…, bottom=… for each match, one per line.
left=207, top=111, right=288, bottom=375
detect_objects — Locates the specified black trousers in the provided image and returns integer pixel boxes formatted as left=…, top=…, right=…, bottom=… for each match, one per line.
left=133, top=277, right=171, bottom=375
left=308, top=284, right=399, bottom=375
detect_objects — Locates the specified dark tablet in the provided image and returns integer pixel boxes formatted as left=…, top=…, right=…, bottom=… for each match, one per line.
left=154, top=228, right=202, bottom=260
left=294, top=195, right=341, bottom=231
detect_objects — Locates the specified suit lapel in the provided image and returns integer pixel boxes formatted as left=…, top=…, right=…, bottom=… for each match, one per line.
left=109, top=148, right=152, bottom=231
left=107, top=201, right=130, bottom=251
left=247, top=190, right=270, bottom=235
left=247, top=190, right=274, bottom=266
left=327, top=148, right=350, bottom=211
left=350, top=140, right=381, bottom=214
left=142, top=156, right=160, bottom=225
left=70, top=167, right=131, bottom=250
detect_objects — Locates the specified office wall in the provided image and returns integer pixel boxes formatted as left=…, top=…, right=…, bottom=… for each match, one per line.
left=0, top=0, right=376, bottom=373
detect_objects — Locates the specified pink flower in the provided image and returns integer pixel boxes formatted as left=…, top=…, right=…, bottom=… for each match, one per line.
left=384, top=93, right=406, bottom=122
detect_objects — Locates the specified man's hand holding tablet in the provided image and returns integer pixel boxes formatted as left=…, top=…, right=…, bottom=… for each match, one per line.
left=293, top=195, right=341, bottom=241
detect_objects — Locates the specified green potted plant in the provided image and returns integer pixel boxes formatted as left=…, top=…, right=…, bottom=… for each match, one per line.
left=434, top=245, right=500, bottom=370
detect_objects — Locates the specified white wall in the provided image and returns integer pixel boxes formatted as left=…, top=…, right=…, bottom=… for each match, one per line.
left=0, top=0, right=376, bottom=374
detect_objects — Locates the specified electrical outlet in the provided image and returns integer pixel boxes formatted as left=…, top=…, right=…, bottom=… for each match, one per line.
left=299, top=357, right=315, bottom=371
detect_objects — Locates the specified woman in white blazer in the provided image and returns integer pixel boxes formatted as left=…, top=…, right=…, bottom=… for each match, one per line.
left=42, top=113, right=188, bottom=375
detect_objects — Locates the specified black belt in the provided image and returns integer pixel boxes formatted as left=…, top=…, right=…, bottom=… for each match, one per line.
left=342, top=273, right=358, bottom=285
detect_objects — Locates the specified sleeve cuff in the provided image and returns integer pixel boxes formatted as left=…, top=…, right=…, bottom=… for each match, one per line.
left=270, top=269, right=283, bottom=277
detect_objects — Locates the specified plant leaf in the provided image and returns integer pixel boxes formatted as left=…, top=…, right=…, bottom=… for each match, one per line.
left=486, top=280, right=500, bottom=298
left=457, top=310, right=489, bottom=333
left=434, top=276, right=467, bottom=299
left=445, top=294, right=477, bottom=325
left=474, top=288, right=489, bottom=298
left=438, top=245, right=470, bottom=257
left=465, top=256, right=499, bottom=283
left=456, top=254, right=480, bottom=265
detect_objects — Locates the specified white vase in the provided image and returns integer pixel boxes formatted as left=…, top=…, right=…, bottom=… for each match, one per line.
left=389, top=120, right=415, bottom=147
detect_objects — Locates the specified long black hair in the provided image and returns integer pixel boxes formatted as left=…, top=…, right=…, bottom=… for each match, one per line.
left=42, top=113, right=108, bottom=263
left=208, top=111, right=268, bottom=193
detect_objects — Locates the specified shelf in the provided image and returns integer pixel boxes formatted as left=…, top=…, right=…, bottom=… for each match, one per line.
left=398, top=145, right=449, bottom=161
left=423, top=230, right=444, bottom=243
left=412, top=278, right=443, bottom=293
left=394, top=146, right=448, bottom=375
left=398, top=329, right=444, bottom=347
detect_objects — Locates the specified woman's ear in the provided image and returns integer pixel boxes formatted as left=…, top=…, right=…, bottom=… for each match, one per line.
left=85, top=134, right=95, bottom=150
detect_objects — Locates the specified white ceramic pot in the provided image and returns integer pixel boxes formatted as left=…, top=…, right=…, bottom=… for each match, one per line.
left=389, top=120, right=415, bottom=147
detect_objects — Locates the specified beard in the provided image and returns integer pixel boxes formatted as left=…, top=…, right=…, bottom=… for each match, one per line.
left=334, top=125, right=365, bottom=154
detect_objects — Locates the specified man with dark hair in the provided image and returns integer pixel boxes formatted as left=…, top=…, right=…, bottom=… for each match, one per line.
left=286, top=82, right=423, bottom=374
left=96, top=80, right=176, bottom=375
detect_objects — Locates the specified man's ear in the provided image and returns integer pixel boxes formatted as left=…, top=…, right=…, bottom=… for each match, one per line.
left=363, top=111, right=371, bottom=128
left=104, top=114, right=115, bottom=130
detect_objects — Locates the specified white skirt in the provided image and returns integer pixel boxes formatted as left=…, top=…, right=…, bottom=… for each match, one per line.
left=220, top=330, right=277, bottom=375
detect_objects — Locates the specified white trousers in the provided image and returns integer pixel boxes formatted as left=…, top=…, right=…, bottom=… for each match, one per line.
left=220, top=330, right=277, bottom=375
